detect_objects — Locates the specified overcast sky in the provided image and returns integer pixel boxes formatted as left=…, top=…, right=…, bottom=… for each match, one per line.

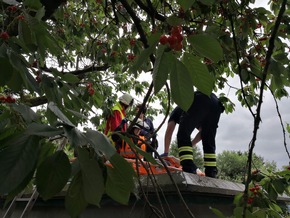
left=153, top=0, right=290, bottom=169
left=153, top=75, right=290, bottom=170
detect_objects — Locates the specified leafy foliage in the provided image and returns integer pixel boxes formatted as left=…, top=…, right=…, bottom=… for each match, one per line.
left=0, top=0, right=290, bottom=217
left=217, top=150, right=277, bottom=183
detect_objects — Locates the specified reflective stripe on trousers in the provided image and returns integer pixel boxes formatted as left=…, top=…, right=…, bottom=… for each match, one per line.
left=178, top=146, right=193, bottom=161
left=204, top=153, right=216, bottom=167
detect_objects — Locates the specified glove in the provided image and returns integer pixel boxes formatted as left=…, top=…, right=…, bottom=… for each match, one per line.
left=120, top=118, right=128, bottom=125
left=160, top=152, right=168, bottom=157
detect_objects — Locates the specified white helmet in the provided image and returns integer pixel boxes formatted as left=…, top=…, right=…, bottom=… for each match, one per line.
left=133, top=118, right=149, bottom=129
left=119, top=93, right=134, bottom=106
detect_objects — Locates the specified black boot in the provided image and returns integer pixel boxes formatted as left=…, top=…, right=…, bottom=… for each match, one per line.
left=181, top=160, right=197, bottom=174
left=205, top=167, right=218, bottom=178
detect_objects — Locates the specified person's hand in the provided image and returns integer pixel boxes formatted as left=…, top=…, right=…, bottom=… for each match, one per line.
left=120, top=118, right=128, bottom=125
left=160, top=152, right=168, bottom=157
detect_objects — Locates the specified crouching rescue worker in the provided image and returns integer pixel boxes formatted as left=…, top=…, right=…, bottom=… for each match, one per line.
left=112, top=118, right=148, bottom=159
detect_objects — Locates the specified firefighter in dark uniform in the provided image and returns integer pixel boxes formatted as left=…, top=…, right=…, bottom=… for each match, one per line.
left=162, top=91, right=224, bottom=178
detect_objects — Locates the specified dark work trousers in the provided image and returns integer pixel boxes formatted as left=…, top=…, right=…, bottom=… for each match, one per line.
left=177, top=92, right=222, bottom=177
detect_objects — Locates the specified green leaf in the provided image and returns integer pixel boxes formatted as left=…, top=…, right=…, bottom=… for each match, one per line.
left=0, top=134, right=40, bottom=195
left=105, top=153, right=136, bottom=204
left=78, top=147, right=104, bottom=207
left=7, top=50, right=40, bottom=93
left=66, top=108, right=88, bottom=120
left=198, top=0, right=215, bottom=6
left=177, top=0, right=195, bottom=11
left=65, top=171, right=88, bottom=218
left=170, top=59, right=194, bottom=111
left=269, top=60, right=286, bottom=89
left=153, top=45, right=173, bottom=93
left=233, top=207, right=254, bottom=218
left=272, top=178, right=285, bottom=194
left=166, top=15, right=184, bottom=26
left=130, top=43, right=157, bottom=74
left=269, top=202, right=283, bottom=213
left=0, top=127, right=17, bottom=141
left=26, top=123, right=64, bottom=137
left=18, top=18, right=37, bottom=52
left=36, top=150, right=71, bottom=200
left=35, top=7, right=46, bottom=20
left=0, top=58, right=13, bottom=86
left=147, top=31, right=162, bottom=47
left=12, top=104, right=39, bottom=123
left=4, top=170, right=34, bottom=207
left=268, top=183, right=278, bottom=200
left=61, top=73, right=80, bottom=84
left=85, top=129, right=117, bottom=159
left=182, top=53, right=214, bottom=95
left=23, top=0, right=42, bottom=9
left=64, top=126, right=89, bottom=148
left=27, top=16, right=61, bottom=57
left=48, top=102, right=75, bottom=127
left=187, top=34, right=223, bottom=62
left=210, top=207, right=226, bottom=218
left=41, top=75, right=62, bottom=105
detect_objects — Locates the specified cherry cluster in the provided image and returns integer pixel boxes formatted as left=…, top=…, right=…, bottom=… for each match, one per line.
left=159, top=26, right=183, bottom=51
left=7, top=5, right=18, bottom=12
left=86, top=82, right=95, bottom=96
left=249, top=184, right=260, bottom=195
left=0, top=95, right=16, bottom=103
left=247, top=184, right=261, bottom=205
left=127, top=53, right=136, bottom=61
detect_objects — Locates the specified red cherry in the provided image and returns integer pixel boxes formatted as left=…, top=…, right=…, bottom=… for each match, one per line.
left=171, top=26, right=182, bottom=36
left=256, top=23, right=262, bottom=28
left=127, top=54, right=136, bottom=61
left=17, top=15, right=25, bottom=20
left=111, top=51, right=117, bottom=57
left=130, top=39, right=136, bottom=46
left=7, top=6, right=17, bottom=12
left=173, top=42, right=183, bottom=51
left=167, top=35, right=177, bottom=46
left=36, top=75, right=41, bottom=83
left=247, top=197, right=254, bottom=204
left=0, top=96, right=6, bottom=103
left=259, top=37, right=268, bottom=41
left=88, top=87, right=95, bottom=96
left=175, top=34, right=183, bottom=42
left=0, top=32, right=9, bottom=40
left=159, top=35, right=168, bottom=45
left=86, top=82, right=92, bottom=88
left=101, top=48, right=106, bottom=54
left=252, top=169, right=259, bottom=175
left=5, top=96, right=15, bottom=103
